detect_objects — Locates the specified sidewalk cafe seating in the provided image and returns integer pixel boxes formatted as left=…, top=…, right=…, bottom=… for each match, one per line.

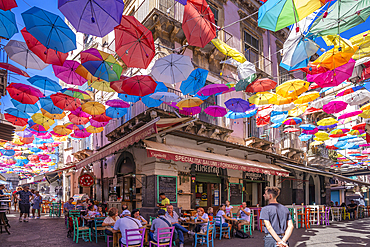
left=122, top=228, right=146, bottom=247
left=67, top=210, right=81, bottom=229
left=93, top=217, right=106, bottom=243
left=297, top=207, right=310, bottom=229
left=319, top=207, right=330, bottom=226
left=73, top=216, right=91, bottom=243
left=214, top=216, right=230, bottom=240
left=331, top=207, right=342, bottom=221
left=49, top=202, right=61, bottom=217
left=149, top=226, right=175, bottom=247
left=241, top=213, right=253, bottom=236
left=194, top=220, right=215, bottom=247
left=342, top=207, right=350, bottom=220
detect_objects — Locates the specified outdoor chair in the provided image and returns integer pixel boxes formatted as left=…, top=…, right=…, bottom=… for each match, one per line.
left=49, top=203, right=61, bottom=217
left=297, top=207, right=310, bottom=229
left=194, top=220, right=215, bottom=247
left=93, top=217, right=107, bottom=243
left=342, top=207, right=350, bottom=220
left=67, top=210, right=81, bottom=229
left=241, top=212, right=253, bottom=236
left=288, top=208, right=295, bottom=225
left=331, top=207, right=341, bottom=221
left=73, top=216, right=91, bottom=243
left=122, top=228, right=146, bottom=247
left=319, top=207, right=330, bottom=226
left=149, top=226, right=175, bottom=247
left=149, top=216, right=157, bottom=224
left=214, top=216, right=230, bottom=240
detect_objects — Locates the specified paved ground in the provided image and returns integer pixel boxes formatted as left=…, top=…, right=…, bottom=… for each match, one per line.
left=2, top=210, right=370, bottom=247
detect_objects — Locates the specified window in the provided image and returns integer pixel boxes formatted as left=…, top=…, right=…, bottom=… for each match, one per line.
left=277, top=50, right=293, bottom=84
left=158, top=0, right=174, bottom=16
left=208, top=2, right=219, bottom=26
left=244, top=30, right=259, bottom=67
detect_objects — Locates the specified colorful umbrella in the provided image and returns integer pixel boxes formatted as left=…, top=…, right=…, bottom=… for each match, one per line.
left=68, top=113, right=90, bottom=125
left=315, top=131, right=329, bottom=139
left=225, top=98, right=250, bottom=112
left=299, top=133, right=313, bottom=141
left=22, top=6, right=76, bottom=53
left=88, top=78, right=115, bottom=92
left=182, top=0, right=216, bottom=48
left=41, top=108, right=66, bottom=120
left=297, top=63, right=329, bottom=75
left=204, top=106, right=227, bottom=117
left=318, top=124, right=337, bottom=130
left=0, top=8, right=17, bottom=39
left=53, top=60, right=87, bottom=86
left=179, top=106, right=202, bottom=116
left=225, top=111, right=248, bottom=119
left=21, top=28, right=68, bottom=66
left=91, top=113, right=112, bottom=122
left=310, top=95, right=335, bottom=109
left=28, top=76, right=62, bottom=94
left=198, top=84, right=229, bottom=96
left=211, top=38, right=246, bottom=63
left=348, top=129, right=365, bottom=136
left=106, top=107, right=127, bottom=118
left=293, top=92, right=320, bottom=105
left=58, top=0, right=124, bottom=37
left=344, top=90, right=370, bottom=106
left=317, top=117, right=338, bottom=126
left=271, top=111, right=288, bottom=123
left=90, top=119, right=108, bottom=128
left=176, top=97, right=203, bottom=110
left=353, top=123, right=366, bottom=131
left=359, top=110, right=370, bottom=119
left=235, top=74, right=256, bottom=92
left=0, top=0, right=17, bottom=11
left=299, top=124, right=316, bottom=130
left=81, top=102, right=105, bottom=115
left=114, top=15, right=155, bottom=69
left=180, top=68, right=208, bottom=95
left=64, top=122, right=84, bottom=131
left=50, top=92, right=81, bottom=111
left=336, top=85, right=363, bottom=97
left=4, top=111, right=28, bottom=127
left=53, top=125, right=72, bottom=136
left=0, top=62, right=29, bottom=77
left=322, top=101, right=348, bottom=114
left=245, top=78, right=277, bottom=93
left=121, top=75, right=157, bottom=97
left=4, top=40, right=48, bottom=70
left=60, top=88, right=91, bottom=100
left=276, top=79, right=309, bottom=98
left=106, top=99, right=130, bottom=108
left=149, top=92, right=181, bottom=102
left=86, top=126, right=104, bottom=133
left=31, top=113, right=55, bottom=127
left=338, top=110, right=363, bottom=120
left=110, top=75, right=128, bottom=94
left=248, top=92, right=276, bottom=105
left=283, top=117, right=302, bottom=125
left=71, top=129, right=91, bottom=138
left=151, top=54, right=194, bottom=84
left=11, top=99, right=39, bottom=113
left=7, top=83, right=43, bottom=104
left=71, top=107, right=90, bottom=118
left=39, top=97, right=64, bottom=114
left=288, top=104, right=308, bottom=117
left=270, top=94, right=296, bottom=105
left=310, top=141, right=324, bottom=146
left=271, top=122, right=282, bottom=128
left=141, top=81, right=168, bottom=107
left=284, top=127, right=300, bottom=133
left=80, top=48, right=123, bottom=82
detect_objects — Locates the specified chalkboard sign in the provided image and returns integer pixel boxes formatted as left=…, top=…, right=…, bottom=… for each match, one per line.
left=229, top=183, right=243, bottom=205
left=143, top=175, right=156, bottom=207
left=157, top=176, right=177, bottom=203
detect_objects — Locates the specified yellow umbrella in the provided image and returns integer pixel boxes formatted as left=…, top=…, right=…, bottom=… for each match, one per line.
left=313, top=35, right=358, bottom=70
left=88, top=78, right=115, bottom=92
left=269, top=94, right=296, bottom=105
left=317, top=117, right=338, bottom=126
left=81, top=102, right=105, bottom=115
left=276, top=79, right=309, bottom=98
left=41, top=109, right=66, bottom=120
left=360, top=103, right=370, bottom=111
left=310, top=141, right=323, bottom=146
left=349, top=30, right=370, bottom=60
left=31, top=113, right=55, bottom=127
left=176, top=97, right=203, bottom=109
left=337, top=153, right=343, bottom=158
left=315, top=131, right=329, bottom=138
left=359, top=109, right=370, bottom=119
left=53, top=125, right=72, bottom=136
left=288, top=104, right=308, bottom=117
left=53, top=136, right=68, bottom=142
left=293, top=92, right=320, bottom=105
left=211, top=38, right=246, bottom=63
left=248, top=92, right=276, bottom=105
left=314, top=136, right=329, bottom=141
left=86, top=125, right=104, bottom=133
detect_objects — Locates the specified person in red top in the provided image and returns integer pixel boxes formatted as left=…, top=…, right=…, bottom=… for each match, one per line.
left=12, top=187, right=22, bottom=212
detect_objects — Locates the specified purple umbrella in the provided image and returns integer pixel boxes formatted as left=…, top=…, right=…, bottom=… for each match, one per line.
left=225, top=98, right=250, bottom=112
left=179, top=106, right=201, bottom=116
left=323, top=101, right=348, bottom=114
left=318, top=124, right=337, bottom=130
left=72, top=129, right=91, bottom=138
left=197, top=84, right=229, bottom=96
left=17, top=129, right=33, bottom=138
left=58, top=0, right=125, bottom=37
left=53, top=60, right=87, bottom=86
left=204, top=105, right=227, bottom=117
left=106, top=99, right=130, bottom=108
left=303, top=128, right=318, bottom=135
left=90, top=119, right=109, bottom=128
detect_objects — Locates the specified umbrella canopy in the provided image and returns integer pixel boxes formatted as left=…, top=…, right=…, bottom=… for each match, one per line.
left=58, top=0, right=124, bottom=37
left=27, top=76, right=62, bottom=94
left=315, top=131, right=329, bottom=138
left=225, top=111, right=247, bottom=119
left=53, top=60, right=87, bottom=86
left=310, top=95, right=335, bottom=109
left=41, top=108, right=66, bottom=120
left=64, top=122, right=84, bottom=131
left=344, top=90, right=370, bottom=106
left=0, top=62, right=29, bottom=77
left=141, top=81, right=168, bottom=107
left=71, top=107, right=90, bottom=118
left=276, top=79, right=309, bottom=98
left=299, top=134, right=313, bottom=141
left=270, top=94, right=297, bottom=105
left=110, top=75, right=129, bottom=94
left=80, top=48, right=123, bottom=82
left=90, top=119, right=108, bottom=128
left=211, top=38, right=246, bottom=63
left=150, top=92, right=181, bottom=102
left=245, top=78, right=277, bottom=93
left=176, top=97, right=203, bottom=110
left=68, top=113, right=90, bottom=125
left=106, top=99, right=130, bottom=108
left=283, top=117, right=302, bottom=125
left=323, top=101, right=347, bottom=114
left=151, top=54, right=194, bottom=84
left=21, top=6, right=76, bottom=53
left=21, top=28, right=68, bottom=66
left=81, top=101, right=105, bottom=115
left=91, top=113, right=112, bottom=123
left=353, top=123, right=366, bottom=130
left=350, top=30, right=370, bottom=60
left=88, top=78, right=115, bottom=92
left=4, top=40, right=48, bottom=70
left=237, top=61, right=256, bottom=81
left=348, top=129, right=365, bottom=136
left=300, top=124, right=316, bottom=130
left=204, top=106, right=227, bottom=117
left=225, top=98, right=251, bottom=112
left=198, top=84, right=229, bottom=96
left=318, top=124, right=337, bottom=130
left=114, top=15, right=155, bottom=69
left=121, top=75, right=157, bottom=97
left=182, top=0, right=216, bottom=48
left=39, top=97, right=64, bottom=114
left=338, top=110, right=363, bottom=120
left=336, top=85, right=363, bottom=97
left=180, top=68, right=208, bottom=95
left=106, top=107, right=127, bottom=118
left=310, top=141, right=324, bottom=146
left=0, top=8, right=17, bottom=39
left=293, top=92, right=320, bottom=104
left=284, top=127, right=300, bottom=133
left=297, top=63, right=329, bottom=75
left=11, top=99, right=39, bottom=113
left=359, top=110, right=370, bottom=119
left=5, top=108, right=29, bottom=119
left=53, top=125, right=72, bottom=136
left=0, top=0, right=17, bottom=11
left=50, top=92, right=81, bottom=111
left=72, top=129, right=91, bottom=138
left=31, top=113, right=55, bottom=127
left=248, top=92, right=276, bottom=105
left=86, top=125, right=104, bottom=133
left=7, top=83, right=43, bottom=104
left=235, top=74, right=256, bottom=92
left=317, top=117, right=338, bottom=126
left=60, top=88, right=91, bottom=100
left=271, top=111, right=288, bottom=123
left=179, top=106, right=202, bottom=116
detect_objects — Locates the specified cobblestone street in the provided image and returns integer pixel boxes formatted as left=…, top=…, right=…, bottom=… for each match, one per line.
left=2, top=211, right=370, bottom=247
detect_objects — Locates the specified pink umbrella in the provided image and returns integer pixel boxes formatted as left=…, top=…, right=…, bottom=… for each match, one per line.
left=204, top=106, right=227, bottom=117
left=71, top=107, right=91, bottom=118
left=165, top=102, right=179, bottom=109
left=283, top=128, right=300, bottom=133
left=106, top=99, right=130, bottom=108
left=303, top=128, right=318, bottom=135
left=38, top=154, right=49, bottom=160
left=197, top=84, right=229, bottom=96
left=338, top=110, right=363, bottom=120
left=71, top=129, right=91, bottom=138
left=37, top=133, right=52, bottom=139
left=179, top=106, right=202, bottom=116
left=307, top=59, right=355, bottom=88
left=362, top=149, right=370, bottom=154
left=360, top=144, right=370, bottom=147
left=90, top=119, right=109, bottom=128
left=53, top=60, right=87, bottom=86
left=322, top=101, right=347, bottom=114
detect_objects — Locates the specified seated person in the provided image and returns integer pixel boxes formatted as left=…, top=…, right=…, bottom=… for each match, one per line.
left=96, top=204, right=106, bottom=217
left=102, top=207, right=120, bottom=236
left=340, top=202, right=346, bottom=207
left=165, top=205, right=195, bottom=247
left=120, top=204, right=130, bottom=217
left=89, top=199, right=98, bottom=211
left=112, top=210, right=142, bottom=246
left=150, top=209, right=172, bottom=243
left=335, top=201, right=339, bottom=207
left=216, top=204, right=236, bottom=231
left=194, top=207, right=208, bottom=233
left=347, top=200, right=357, bottom=219
left=207, top=207, right=214, bottom=221
left=75, top=200, right=86, bottom=211
left=132, top=209, right=148, bottom=225
left=237, top=202, right=251, bottom=231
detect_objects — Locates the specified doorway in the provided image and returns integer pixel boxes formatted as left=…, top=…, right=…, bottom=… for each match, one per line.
left=195, top=182, right=220, bottom=209
left=309, top=176, right=315, bottom=204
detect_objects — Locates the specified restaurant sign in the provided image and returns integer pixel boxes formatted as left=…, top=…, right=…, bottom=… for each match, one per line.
left=192, top=164, right=221, bottom=176
left=244, top=172, right=265, bottom=181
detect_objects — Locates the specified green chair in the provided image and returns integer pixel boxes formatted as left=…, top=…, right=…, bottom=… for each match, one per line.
left=241, top=213, right=253, bottom=236
left=73, top=216, right=91, bottom=243
left=49, top=203, right=62, bottom=217
left=288, top=208, right=295, bottom=225
left=92, top=217, right=106, bottom=243
left=67, top=210, right=81, bottom=229
left=232, top=213, right=237, bottom=218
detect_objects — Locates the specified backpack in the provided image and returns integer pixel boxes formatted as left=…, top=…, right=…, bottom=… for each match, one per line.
left=235, top=229, right=250, bottom=239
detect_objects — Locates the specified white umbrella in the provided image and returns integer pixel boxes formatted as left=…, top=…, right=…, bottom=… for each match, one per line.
left=273, top=103, right=296, bottom=111
left=237, top=60, right=256, bottom=80
left=4, top=40, right=48, bottom=70
left=344, top=90, right=370, bottom=106
left=151, top=54, right=194, bottom=84
left=310, top=95, right=335, bottom=109
left=348, top=137, right=366, bottom=143
left=150, top=92, right=181, bottom=102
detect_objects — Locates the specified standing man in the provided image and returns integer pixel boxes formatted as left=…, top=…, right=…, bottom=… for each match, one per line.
left=157, top=193, right=170, bottom=211
left=237, top=202, right=251, bottom=230
left=166, top=205, right=195, bottom=247
left=260, top=187, right=294, bottom=247
left=15, top=185, right=34, bottom=222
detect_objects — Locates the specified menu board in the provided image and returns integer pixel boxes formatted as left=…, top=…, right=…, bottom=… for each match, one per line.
left=157, top=175, right=177, bottom=203
left=229, top=183, right=243, bottom=205
left=143, top=175, right=156, bottom=207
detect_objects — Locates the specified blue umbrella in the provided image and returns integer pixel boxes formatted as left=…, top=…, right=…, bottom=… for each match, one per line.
left=299, top=124, right=316, bottom=130
left=106, top=107, right=127, bottom=118
left=319, top=87, right=333, bottom=94
left=21, top=7, right=76, bottom=53
left=11, top=99, right=39, bottom=113
left=5, top=108, right=30, bottom=119
left=225, top=98, right=250, bottom=112
left=271, top=111, right=288, bottom=123
left=271, top=122, right=282, bottom=128
left=118, top=93, right=140, bottom=103
left=0, top=149, right=15, bottom=156
left=29, top=147, right=40, bottom=153
left=141, top=81, right=168, bottom=107
left=27, top=75, right=62, bottom=93
left=245, top=108, right=257, bottom=118
left=39, top=97, right=63, bottom=114
left=0, top=9, right=18, bottom=39
left=180, top=68, right=208, bottom=95
left=194, top=94, right=209, bottom=101
left=339, top=135, right=356, bottom=141
left=225, top=111, right=248, bottom=119
left=343, top=143, right=359, bottom=150
left=299, top=134, right=313, bottom=141
left=335, top=140, right=347, bottom=148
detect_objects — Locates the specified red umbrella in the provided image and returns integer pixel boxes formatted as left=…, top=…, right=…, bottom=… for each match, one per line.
left=326, top=145, right=338, bottom=150
left=284, top=127, right=300, bottom=133
left=68, top=113, right=90, bottom=125
left=121, top=75, right=157, bottom=96
left=114, top=16, right=155, bottom=69
left=4, top=113, right=27, bottom=126
left=182, top=0, right=216, bottom=48
left=0, top=0, right=17, bottom=11
left=353, top=123, right=366, bottom=130
left=50, top=92, right=81, bottom=111
left=110, top=75, right=129, bottom=93
left=245, top=78, right=277, bottom=93
left=0, top=62, right=29, bottom=77
left=296, top=63, right=329, bottom=75
left=91, top=113, right=112, bottom=122
left=303, top=107, right=322, bottom=116
left=7, top=83, right=43, bottom=104
left=21, top=28, right=68, bottom=66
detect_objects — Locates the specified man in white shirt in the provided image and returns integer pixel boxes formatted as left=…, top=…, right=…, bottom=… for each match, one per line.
left=112, top=215, right=142, bottom=245
left=237, top=202, right=251, bottom=230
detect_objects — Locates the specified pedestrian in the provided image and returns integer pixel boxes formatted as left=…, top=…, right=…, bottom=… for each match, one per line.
left=120, top=204, right=130, bottom=217
left=15, top=185, right=34, bottom=222
left=112, top=208, right=142, bottom=246
left=12, top=187, right=22, bottom=212
left=260, top=187, right=294, bottom=247
left=237, top=202, right=251, bottom=230
left=225, top=200, right=233, bottom=217
left=150, top=209, right=171, bottom=242
left=32, top=191, right=42, bottom=219
left=157, top=193, right=170, bottom=211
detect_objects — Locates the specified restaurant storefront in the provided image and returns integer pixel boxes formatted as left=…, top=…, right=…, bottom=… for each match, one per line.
left=242, top=172, right=268, bottom=207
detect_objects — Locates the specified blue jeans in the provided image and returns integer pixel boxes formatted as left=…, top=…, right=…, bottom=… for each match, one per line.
left=216, top=223, right=229, bottom=227
left=173, top=223, right=188, bottom=244
left=149, top=232, right=154, bottom=241
left=264, top=234, right=288, bottom=247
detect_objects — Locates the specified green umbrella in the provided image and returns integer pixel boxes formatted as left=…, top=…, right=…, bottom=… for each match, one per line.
left=309, top=0, right=370, bottom=37
left=235, top=74, right=256, bottom=92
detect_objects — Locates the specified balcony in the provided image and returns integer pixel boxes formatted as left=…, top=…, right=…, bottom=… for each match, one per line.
left=245, top=136, right=274, bottom=152
left=281, top=147, right=305, bottom=163
left=307, top=145, right=335, bottom=167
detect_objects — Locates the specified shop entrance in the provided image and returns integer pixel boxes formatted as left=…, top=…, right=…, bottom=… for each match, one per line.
left=242, top=172, right=267, bottom=206
left=195, top=181, right=221, bottom=209
left=309, top=176, right=315, bottom=205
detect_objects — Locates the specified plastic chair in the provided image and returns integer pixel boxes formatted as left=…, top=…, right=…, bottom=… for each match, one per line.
left=73, top=216, right=91, bottom=243
left=214, top=216, right=230, bottom=240
left=149, top=226, right=175, bottom=247
left=342, top=207, right=350, bottom=220
left=297, top=207, right=310, bottom=229
left=93, top=217, right=106, bottom=243
left=121, top=228, right=146, bottom=247
left=241, top=213, right=253, bottom=236
left=50, top=203, right=62, bottom=217
left=194, top=220, right=215, bottom=247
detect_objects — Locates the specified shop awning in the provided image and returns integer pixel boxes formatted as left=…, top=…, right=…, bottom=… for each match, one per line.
left=144, top=140, right=289, bottom=177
